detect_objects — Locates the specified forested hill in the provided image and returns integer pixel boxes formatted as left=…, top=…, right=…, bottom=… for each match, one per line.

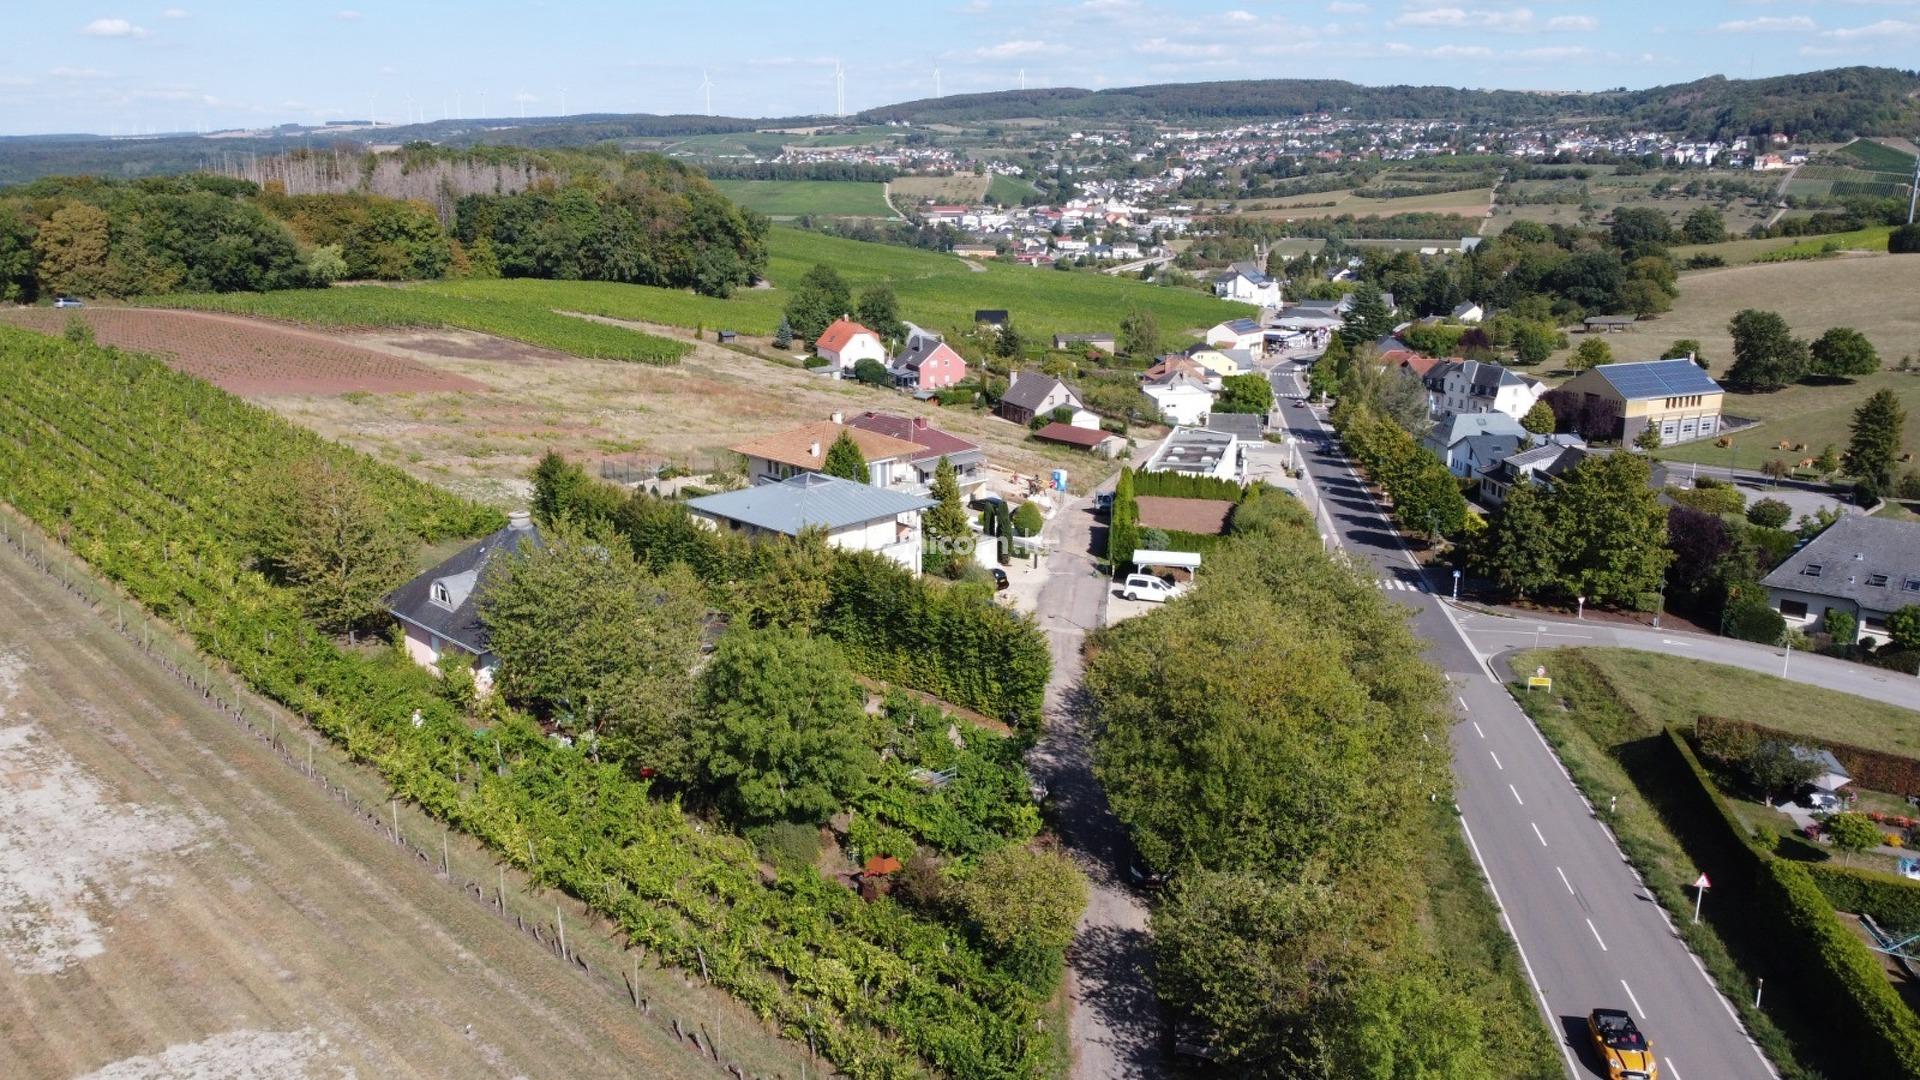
left=859, top=66, right=1920, bottom=141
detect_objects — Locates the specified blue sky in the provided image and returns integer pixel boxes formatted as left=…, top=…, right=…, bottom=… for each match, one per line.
left=0, top=2, right=1909, bottom=136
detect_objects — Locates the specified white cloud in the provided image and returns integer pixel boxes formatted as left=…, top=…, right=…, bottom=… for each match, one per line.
left=1388, top=6, right=1576, bottom=32
left=335, top=9, right=361, bottom=20
left=1224, top=9, right=1259, bottom=24
left=1514, top=46, right=1590, bottom=61
left=1080, top=0, right=1139, bottom=10
left=968, top=39, right=1057, bottom=59
left=1545, top=15, right=1597, bottom=32
left=1327, top=1, right=1368, bottom=11
left=1430, top=43, right=1494, bottom=57
left=80, top=17, right=149, bottom=38
left=1135, top=37, right=1231, bottom=58
left=957, top=0, right=989, bottom=11
left=160, top=7, right=188, bottom=17
left=51, top=66, right=112, bottom=79
left=1821, top=19, right=1920, bottom=40
left=1717, top=15, right=1816, bottom=32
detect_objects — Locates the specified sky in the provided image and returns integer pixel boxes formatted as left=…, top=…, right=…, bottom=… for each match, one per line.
left=0, top=2, right=1912, bottom=137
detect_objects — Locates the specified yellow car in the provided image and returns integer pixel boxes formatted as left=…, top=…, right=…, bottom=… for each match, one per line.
left=1588, top=1008, right=1657, bottom=1080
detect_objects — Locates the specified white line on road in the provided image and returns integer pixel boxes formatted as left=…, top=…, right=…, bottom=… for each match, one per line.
left=1459, top=817, right=1582, bottom=1079
left=1621, top=979, right=1645, bottom=1017
left=1472, top=721, right=1485, bottom=738
left=1665, top=1058, right=1683, bottom=1080
left=1490, top=751, right=1503, bottom=770
left=1556, top=866, right=1574, bottom=894
left=1587, top=918, right=1608, bottom=952
left=1532, top=821, right=1548, bottom=846
left=1457, top=695, right=1469, bottom=712
left=1509, top=783, right=1525, bottom=806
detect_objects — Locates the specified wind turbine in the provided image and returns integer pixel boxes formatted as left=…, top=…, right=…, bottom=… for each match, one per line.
left=700, top=69, right=714, bottom=116
left=1019, top=68, right=1027, bottom=91
left=834, top=59, right=846, bottom=118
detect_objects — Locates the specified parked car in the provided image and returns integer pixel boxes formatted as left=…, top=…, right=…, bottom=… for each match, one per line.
left=1802, top=790, right=1842, bottom=813
left=1121, top=574, right=1182, bottom=603
left=52, top=296, right=83, bottom=308
left=989, top=568, right=1009, bottom=592
left=1093, top=491, right=1114, bottom=512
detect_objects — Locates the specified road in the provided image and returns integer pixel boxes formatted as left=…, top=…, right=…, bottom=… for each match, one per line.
left=1271, top=362, right=1778, bottom=1080
left=1026, top=486, right=1165, bottom=1080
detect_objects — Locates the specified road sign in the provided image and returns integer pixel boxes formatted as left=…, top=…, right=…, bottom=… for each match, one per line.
left=1693, top=872, right=1711, bottom=890
left=1693, top=872, right=1711, bottom=923
left=1526, top=676, right=1552, bottom=692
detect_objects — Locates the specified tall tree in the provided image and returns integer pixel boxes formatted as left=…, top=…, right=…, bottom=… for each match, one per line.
left=31, top=201, right=109, bottom=297
left=1118, top=306, right=1161, bottom=359
left=692, top=630, right=879, bottom=824
left=822, top=430, right=869, bottom=482
left=1520, top=399, right=1556, bottom=435
left=1472, top=482, right=1562, bottom=600
left=782, top=262, right=851, bottom=343
left=855, top=283, right=905, bottom=344
left=0, top=204, right=36, bottom=302
left=1570, top=337, right=1612, bottom=370
left=1724, top=309, right=1808, bottom=392
left=1216, top=373, right=1275, bottom=415
left=247, top=456, right=414, bottom=636
left=1548, top=452, right=1671, bottom=609
left=1845, top=388, right=1906, bottom=488
left=1664, top=338, right=1706, bottom=368
left=1809, top=326, right=1879, bottom=379
left=480, top=519, right=706, bottom=773
left=955, top=845, right=1087, bottom=977
left=1680, top=206, right=1727, bottom=245
left=1338, top=282, right=1394, bottom=348
left=923, top=456, right=974, bottom=571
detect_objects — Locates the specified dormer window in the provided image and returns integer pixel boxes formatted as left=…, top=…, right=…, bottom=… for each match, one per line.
left=1869, top=574, right=1889, bottom=588
left=1801, top=563, right=1823, bottom=578
left=431, top=582, right=452, bottom=606
left=1906, top=577, right=1920, bottom=593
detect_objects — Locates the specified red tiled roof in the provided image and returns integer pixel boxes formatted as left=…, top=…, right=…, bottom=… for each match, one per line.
left=845, top=411, right=980, bottom=461
left=815, top=318, right=878, bottom=354
left=1034, top=422, right=1114, bottom=449
left=1134, top=496, right=1234, bottom=535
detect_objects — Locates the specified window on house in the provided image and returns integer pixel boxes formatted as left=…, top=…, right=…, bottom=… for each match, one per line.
left=1801, top=563, right=1823, bottom=577
left=1869, top=574, right=1890, bottom=588
left=1780, top=600, right=1808, bottom=618
left=431, top=583, right=450, bottom=606
left=1867, top=618, right=1891, bottom=634
left=1906, top=578, right=1920, bottom=593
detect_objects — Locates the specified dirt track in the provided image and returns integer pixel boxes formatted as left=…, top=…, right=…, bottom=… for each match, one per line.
left=0, top=534, right=725, bottom=1079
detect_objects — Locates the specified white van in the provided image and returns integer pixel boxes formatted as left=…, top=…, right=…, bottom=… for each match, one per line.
left=1122, top=574, right=1183, bottom=603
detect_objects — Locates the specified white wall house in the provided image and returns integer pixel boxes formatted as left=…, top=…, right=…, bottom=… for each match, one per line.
left=1204, top=318, right=1266, bottom=354
left=729, top=419, right=924, bottom=491
left=686, top=474, right=936, bottom=575
left=1422, top=360, right=1545, bottom=423
left=1211, top=261, right=1282, bottom=307
left=1763, top=516, right=1920, bottom=645
left=385, top=511, right=542, bottom=690
left=814, top=318, right=889, bottom=371
left=1141, top=372, right=1216, bottom=426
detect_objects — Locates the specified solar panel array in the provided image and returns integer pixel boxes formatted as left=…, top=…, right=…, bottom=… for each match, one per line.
left=1596, top=360, right=1721, bottom=398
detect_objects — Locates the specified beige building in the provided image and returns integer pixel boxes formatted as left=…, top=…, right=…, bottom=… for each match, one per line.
left=1555, top=359, right=1724, bottom=445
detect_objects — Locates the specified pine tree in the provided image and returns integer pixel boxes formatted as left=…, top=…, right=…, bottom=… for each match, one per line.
left=822, top=430, right=869, bottom=483
left=1846, top=388, right=1906, bottom=488
left=773, top=316, right=792, bottom=349
left=1337, top=283, right=1393, bottom=348
left=924, top=456, right=973, bottom=569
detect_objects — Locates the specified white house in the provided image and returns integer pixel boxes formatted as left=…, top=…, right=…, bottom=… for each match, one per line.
left=1420, top=412, right=1531, bottom=478
left=1143, top=426, right=1239, bottom=481
left=1141, top=370, right=1216, bottom=426
left=729, top=419, right=925, bottom=490
left=998, top=371, right=1090, bottom=426
left=1450, top=301, right=1485, bottom=324
left=687, top=473, right=936, bottom=575
left=1211, top=261, right=1282, bottom=307
left=1421, top=360, right=1546, bottom=423
left=1204, top=317, right=1266, bottom=354
left=813, top=318, right=888, bottom=371
left=1762, top=516, right=1920, bottom=645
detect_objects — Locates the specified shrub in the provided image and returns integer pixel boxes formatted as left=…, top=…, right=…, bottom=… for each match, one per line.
left=1826, top=609, right=1857, bottom=646
left=1900, top=472, right=1920, bottom=501
left=1011, top=501, right=1044, bottom=537
left=1723, top=591, right=1786, bottom=644
left=1890, top=224, right=1920, bottom=255
left=1746, top=498, right=1792, bottom=529
left=747, top=821, right=825, bottom=874
left=1667, top=484, right=1746, bottom=516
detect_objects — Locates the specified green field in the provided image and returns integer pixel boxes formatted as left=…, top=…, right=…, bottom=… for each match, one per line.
left=1839, top=138, right=1918, bottom=173
left=425, top=226, right=1248, bottom=344
left=1675, top=225, right=1897, bottom=266
left=986, top=173, right=1039, bottom=204
left=710, top=179, right=894, bottom=218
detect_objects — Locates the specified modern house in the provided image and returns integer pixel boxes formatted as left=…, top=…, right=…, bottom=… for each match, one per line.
left=1476, top=442, right=1588, bottom=508
left=730, top=419, right=926, bottom=489
left=889, top=334, right=969, bottom=391
left=998, top=371, right=1089, bottom=426
left=813, top=318, right=888, bottom=371
left=1422, top=360, right=1546, bottom=423
left=1141, top=370, right=1216, bottom=426
left=1204, top=318, right=1266, bottom=354
left=1555, top=359, right=1724, bottom=445
left=844, top=411, right=989, bottom=498
left=686, top=473, right=936, bottom=575
left=1211, top=261, right=1282, bottom=307
left=1142, top=426, right=1239, bottom=481
left=385, top=510, right=540, bottom=688
left=1421, top=412, right=1530, bottom=478
left=1762, top=515, right=1920, bottom=645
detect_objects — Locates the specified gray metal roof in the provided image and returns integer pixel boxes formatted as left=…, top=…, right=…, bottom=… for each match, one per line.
left=1146, top=427, right=1238, bottom=476
left=1762, top=515, right=1920, bottom=614
left=687, top=473, right=934, bottom=535
left=1430, top=411, right=1528, bottom=446
left=386, top=514, right=542, bottom=655
left=1205, top=412, right=1265, bottom=440
left=1592, top=359, right=1722, bottom=400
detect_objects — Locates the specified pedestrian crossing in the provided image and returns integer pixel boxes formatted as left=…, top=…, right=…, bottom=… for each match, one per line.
left=1377, top=578, right=1430, bottom=593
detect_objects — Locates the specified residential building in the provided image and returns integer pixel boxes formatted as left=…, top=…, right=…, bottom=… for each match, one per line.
left=998, top=371, right=1087, bottom=425
left=1450, top=301, right=1485, bottom=324
left=385, top=510, right=539, bottom=688
left=1476, top=442, right=1588, bottom=508
left=844, top=411, right=988, bottom=497
left=687, top=473, right=935, bottom=575
left=1211, top=261, right=1282, bottom=307
left=814, top=318, right=888, bottom=371
left=1762, top=515, right=1920, bottom=644
left=1143, top=426, right=1239, bottom=481
left=1204, top=317, right=1266, bottom=353
left=889, top=335, right=968, bottom=391
left=1421, top=412, right=1530, bottom=478
left=1555, top=359, right=1724, bottom=445
left=1053, top=332, right=1117, bottom=353
left=1422, top=360, right=1546, bottom=423
left=1204, top=412, right=1265, bottom=441
left=730, top=419, right=925, bottom=489
left=1145, top=354, right=1215, bottom=384
left=1141, top=370, right=1216, bottom=426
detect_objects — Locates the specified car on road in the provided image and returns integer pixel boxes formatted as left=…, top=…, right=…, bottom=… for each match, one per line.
left=53, top=296, right=83, bottom=308
left=1293, top=399, right=1306, bottom=408
left=1121, top=574, right=1183, bottom=603
left=1587, top=1008, right=1657, bottom=1080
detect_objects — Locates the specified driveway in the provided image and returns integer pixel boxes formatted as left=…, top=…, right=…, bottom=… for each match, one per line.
left=1025, top=481, right=1167, bottom=1079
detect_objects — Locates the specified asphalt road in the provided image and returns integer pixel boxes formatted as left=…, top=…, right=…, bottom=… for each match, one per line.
left=1272, top=363, right=1778, bottom=1080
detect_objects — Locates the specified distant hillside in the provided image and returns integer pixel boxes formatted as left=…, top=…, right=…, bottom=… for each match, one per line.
left=860, top=66, right=1920, bottom=142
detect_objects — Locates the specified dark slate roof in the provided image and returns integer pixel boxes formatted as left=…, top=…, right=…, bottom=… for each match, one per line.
left=892, top=335, right=962, bottom=372
left=1205, top=412, right=1265, bottom=440
left=1480, top=444, right=1587, bottom=484
left=386, top=515, right=541, bottom=655
left=974, top=309, right=1009, bottom=325
left=1762, top=515, right=1920, bottom=612
left=1219, top=317, right=1262, bottom=334
left=1001, top=372, right=1073, bottom=413
left=1591, top=359, right=1722, bottom=400
left=687, top=473, right=934, bottom=534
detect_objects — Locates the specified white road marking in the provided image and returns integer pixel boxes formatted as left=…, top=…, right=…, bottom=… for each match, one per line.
left=1556, top=866, right=1575, bottom=894
left=1587, top=918, right=1608, bottom=951
left=1472, top=721, right=1485, bottom=738
left=1532, top=821, right=1548, bottom=846
left=1458, top=695, right=1469, bottom=712
left=1490, top=751, right=1504, bottom=770
left=1509, top=783, right=1525, bottom=806
left=1666, top=1058, right=1683, bottom=1080
left=1621, top=979, right=1645, bottom=1016
left=1459, top=818, right=1582, bottom=1079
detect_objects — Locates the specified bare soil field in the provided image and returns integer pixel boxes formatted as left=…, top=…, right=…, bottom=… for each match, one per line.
left=1234, top=186, right=1494, bottom=221
left=0, top=308, right=485, bottom=396
left=0, top=536, right=742, bottom=1080
left=889, top=173, right=991, bottom=204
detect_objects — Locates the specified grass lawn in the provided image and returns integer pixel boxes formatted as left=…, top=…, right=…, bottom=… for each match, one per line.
left=986, top=173, right=1039, bottom=205
left=1540, top=647, right=1920, bottom=758
left=709, top=180, right=893, bottom=218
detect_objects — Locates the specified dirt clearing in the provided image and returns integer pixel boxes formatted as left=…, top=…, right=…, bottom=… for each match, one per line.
left=0, top=536, right=729, bottom=1080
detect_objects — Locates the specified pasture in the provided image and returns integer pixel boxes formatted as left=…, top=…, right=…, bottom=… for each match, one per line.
left=1673, top=225, right=1897, bottom=267
left=709, top=179, right=893, bottom=218
left=889, top=173, right=990, bottom=204
left=0, top=529, right=759, bottom=1080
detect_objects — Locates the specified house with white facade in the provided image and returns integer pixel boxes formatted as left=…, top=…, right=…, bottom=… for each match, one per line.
left=1422, top=360, right=1546, bottom=423
left=1204, top=317, right=1266, bottom=354
left=1420, top=412, right=1530, bottom=478
left=1450, top=301, right=1485, bottom=324
left=813, top=318, right=889, bottom=371
left=1211, top=261, right=1282, bottom=307
left=998, top=371, right=1091, bottom=426
left=687, top=473, right=935, bottom=575
left=1762, top=516, right=1920, bottom=645
left=730, top=419, right=925, bottom=489
left=1142, top=426, right=1239, bottom=481
left=1141, top=369, right=1216, bottom=426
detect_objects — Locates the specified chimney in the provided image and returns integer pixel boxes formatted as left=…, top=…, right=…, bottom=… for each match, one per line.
left=507, top=510, right=533, bottom=531
left=830, top=410, right=844, bottom=425
left=808, top=441, right=821, bottom=459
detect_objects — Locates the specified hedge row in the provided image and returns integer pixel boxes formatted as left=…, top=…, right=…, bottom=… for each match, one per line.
left=539, top=461, right=1052, bottom=728
left=1699, top=714, right=1920, bottom=798
left=1806, top=861, right=1920, bottom=938
left=1130, top=469, right=1249, bottom=502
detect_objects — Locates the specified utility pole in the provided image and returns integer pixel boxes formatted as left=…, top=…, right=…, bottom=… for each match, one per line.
left=1908, top=136, right=1919, bottom=224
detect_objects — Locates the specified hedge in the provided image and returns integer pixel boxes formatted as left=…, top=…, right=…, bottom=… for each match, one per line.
left=1699, top=714, right=1920, bottom=798
left=1807, top=861, right=1920, bottom=937
left=1131, top=470, right=1249, bottom=502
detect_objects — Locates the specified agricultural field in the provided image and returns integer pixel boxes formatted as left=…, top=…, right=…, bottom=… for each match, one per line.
left=889, top=173, right=990, bottom=204
left=0, top=533, right=752, bottom=1080
left=709, top=179, right=893, bottom=218
left=1233, top=185, right=1495, bottom=221
left=1490, top=169, right=1779, bottom=235
left=0, top=307, right=485, bottom=396
left=640, top=127, right=896, bottom=160
left=986, top=173, right=1039, bottom=204
left=1672, top=225, right=1896, bottom=267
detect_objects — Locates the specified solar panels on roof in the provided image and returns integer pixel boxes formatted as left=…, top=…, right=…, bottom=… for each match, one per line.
left=1592, top=360, right=1722, bottom=399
